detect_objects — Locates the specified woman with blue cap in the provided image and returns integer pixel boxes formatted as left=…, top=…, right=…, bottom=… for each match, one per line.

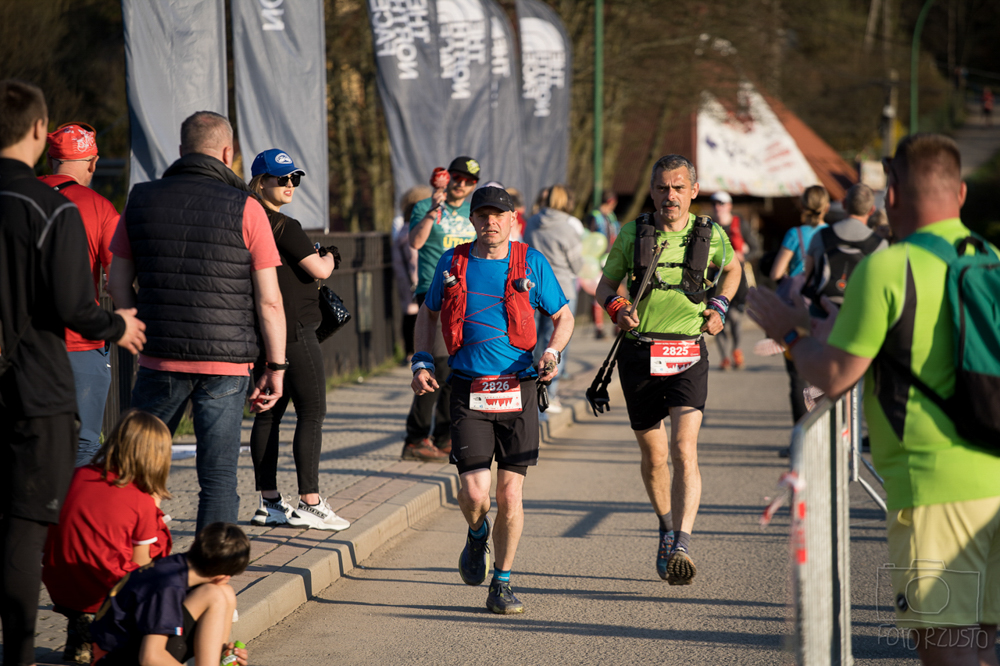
left=246, top=149, right=349, bottom=531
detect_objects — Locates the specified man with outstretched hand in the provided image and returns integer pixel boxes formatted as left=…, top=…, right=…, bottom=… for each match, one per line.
left=595, top=154, right=741, bottom=586
left=747, top=134, right=1000, bottom=666
left=410, top=186, right=573, bottom=614
left=0, top=79, right=146, bottom=666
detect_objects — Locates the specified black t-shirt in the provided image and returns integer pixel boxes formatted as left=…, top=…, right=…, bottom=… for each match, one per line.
left=265, top=209, right=321, bottom=339
left=91, top=553, right=190, bottom=657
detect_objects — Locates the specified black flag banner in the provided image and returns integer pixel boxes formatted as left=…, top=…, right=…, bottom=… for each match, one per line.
left=482, top=0, right=526, bottom=195
left=515, top=0, right=571, bottom=206
left=232, top=0, right=330, bottom=229
left=122, top=0, right=227, bottom=188
left=367, top=0, right=447, bottom=208
left=367, top=0, right=520, bottom=209
left=437, top=0, right=492, bottom=164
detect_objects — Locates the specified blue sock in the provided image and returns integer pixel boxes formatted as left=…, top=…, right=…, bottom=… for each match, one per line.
left=469, top=521, right=487, bottom=539
left=493, top=568, right=511, bottom=583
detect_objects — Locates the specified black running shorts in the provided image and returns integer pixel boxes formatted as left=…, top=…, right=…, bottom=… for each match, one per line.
left=449, top=375, right=539, bottom=475
left=617, top=336, right=709, bottom=432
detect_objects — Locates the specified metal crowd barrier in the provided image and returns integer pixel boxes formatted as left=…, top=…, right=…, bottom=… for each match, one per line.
left=779, top=383, right=887, bottom=666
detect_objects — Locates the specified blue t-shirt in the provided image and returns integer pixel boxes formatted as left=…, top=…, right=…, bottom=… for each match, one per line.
left=425, top=243, right=568, bottom=379
left=780, top=224, right=827, bottom=276
left=91, top=553, right=190, bottom=656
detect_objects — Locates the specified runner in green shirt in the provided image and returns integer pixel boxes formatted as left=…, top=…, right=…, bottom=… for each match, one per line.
left=747, top=134, right=1000, bottom=663
left=596, top=154, right=742, bottom=586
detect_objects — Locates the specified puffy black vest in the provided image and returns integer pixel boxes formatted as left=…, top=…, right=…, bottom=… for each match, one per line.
left=125, top=172, right=258, bottom=363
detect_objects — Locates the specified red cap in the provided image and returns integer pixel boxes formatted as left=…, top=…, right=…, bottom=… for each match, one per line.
left=47, top=122, right=98, bottom=160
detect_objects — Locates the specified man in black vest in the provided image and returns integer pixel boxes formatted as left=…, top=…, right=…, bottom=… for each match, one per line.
left=108, top=111, right=286, bottom=532
left=0, top=79, right=146, bottom=666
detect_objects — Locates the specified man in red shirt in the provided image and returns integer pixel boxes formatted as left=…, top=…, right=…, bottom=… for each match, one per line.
left=39, top=123, right=119, bottom=466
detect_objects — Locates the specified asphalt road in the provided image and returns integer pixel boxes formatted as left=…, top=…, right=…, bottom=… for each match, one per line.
left=246, top=326, right=946, bottom=665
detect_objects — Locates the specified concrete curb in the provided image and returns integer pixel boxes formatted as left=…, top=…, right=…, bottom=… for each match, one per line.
left=234, top=379, right=622, bottom=643
left=235, top=468, right=458, bottom=643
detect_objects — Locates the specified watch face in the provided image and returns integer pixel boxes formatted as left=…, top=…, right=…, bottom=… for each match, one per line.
left=782, top=329, right=799, bottom=345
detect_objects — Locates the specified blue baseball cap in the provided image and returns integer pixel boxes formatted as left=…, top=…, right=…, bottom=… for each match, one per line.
left=251, top=149, right=306, bottom=178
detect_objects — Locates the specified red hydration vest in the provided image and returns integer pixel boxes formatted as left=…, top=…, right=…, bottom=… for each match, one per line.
left=441, top=242, right=537, bottom=355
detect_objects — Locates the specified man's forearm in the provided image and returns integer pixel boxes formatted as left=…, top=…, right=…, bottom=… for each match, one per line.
left=718, top=259, right=742, bottom=302
left=409, top=215, right=434, bottom=250
left=790, top=338, right=866, bottom=398
left=414, top=304, right=438, bottom=354
left=546, top=304, right=575, bottom=351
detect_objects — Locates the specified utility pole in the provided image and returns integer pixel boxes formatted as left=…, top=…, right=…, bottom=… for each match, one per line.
left=910, top=0, right=935, bottom=132
left=592, top=0, right=604, bottom=211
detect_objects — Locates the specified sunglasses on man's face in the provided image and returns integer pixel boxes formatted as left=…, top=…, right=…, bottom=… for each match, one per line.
left=272, top=173, right=301, bottom=188
left=448, top=173, right=477, bottom=186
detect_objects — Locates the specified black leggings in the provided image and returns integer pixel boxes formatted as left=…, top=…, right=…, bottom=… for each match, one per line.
left=1, top=516, right=48, bottom=666
left=251, top=324, right=327, bottom=495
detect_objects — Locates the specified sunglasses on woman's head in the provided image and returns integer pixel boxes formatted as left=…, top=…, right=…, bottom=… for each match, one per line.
left=272, top=173, right=301, bottom=187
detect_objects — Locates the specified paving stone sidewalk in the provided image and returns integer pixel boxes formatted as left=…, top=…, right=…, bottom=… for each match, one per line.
left=30, top=322, right=615, bottom=663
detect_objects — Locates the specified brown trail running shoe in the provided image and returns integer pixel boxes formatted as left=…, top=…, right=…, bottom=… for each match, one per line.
left=401, top=438, right=449, bottom=462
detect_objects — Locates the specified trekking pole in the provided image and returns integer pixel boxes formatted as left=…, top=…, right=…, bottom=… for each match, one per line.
left=586, top=239, right=667, bottom=416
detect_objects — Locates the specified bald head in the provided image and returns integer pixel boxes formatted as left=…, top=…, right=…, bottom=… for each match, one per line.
left=180, top=111, right=233, bottom=160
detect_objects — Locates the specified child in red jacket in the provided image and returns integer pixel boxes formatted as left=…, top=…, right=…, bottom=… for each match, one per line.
left=43, top=409, right=173, bottom=664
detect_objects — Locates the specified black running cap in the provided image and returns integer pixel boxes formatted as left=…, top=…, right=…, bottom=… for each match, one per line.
left=470, top=186, right=514, bottom=214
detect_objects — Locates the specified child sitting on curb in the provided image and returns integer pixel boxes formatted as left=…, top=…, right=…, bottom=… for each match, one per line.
left=90, top=522, right=251, bottom=666
left=43, top=409, right=174, bottom=664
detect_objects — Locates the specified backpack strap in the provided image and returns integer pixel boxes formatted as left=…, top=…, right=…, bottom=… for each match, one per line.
left=903, top=232, right=959, bottom=263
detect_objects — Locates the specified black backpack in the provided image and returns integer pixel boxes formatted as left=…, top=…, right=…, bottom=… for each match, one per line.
left=802, top=226, right=882, bottom=303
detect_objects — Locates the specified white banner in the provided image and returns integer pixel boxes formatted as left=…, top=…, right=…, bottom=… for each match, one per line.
left=697, top=84, right=820, bottom=197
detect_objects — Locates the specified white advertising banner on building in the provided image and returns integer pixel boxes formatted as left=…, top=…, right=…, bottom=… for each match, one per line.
left=697, top=84, right=819, bottom=197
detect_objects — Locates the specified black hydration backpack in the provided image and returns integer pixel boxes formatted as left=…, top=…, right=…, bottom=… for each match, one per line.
left=630, top=214, right=717, bottom=305
left=803, top=226, right=882, bottom=303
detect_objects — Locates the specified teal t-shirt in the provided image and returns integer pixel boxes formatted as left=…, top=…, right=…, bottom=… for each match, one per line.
left=602, top=214, right=734, bottom=336
left=410, top=197, right=475, bottom=296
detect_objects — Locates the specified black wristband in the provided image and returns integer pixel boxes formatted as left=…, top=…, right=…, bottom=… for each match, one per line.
left=265, top=361, right=289, bottom=371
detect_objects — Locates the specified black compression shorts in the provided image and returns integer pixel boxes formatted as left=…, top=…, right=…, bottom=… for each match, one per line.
left=617, top=336, right=709, bottom=431
left=449, top=375, right=539, bottom=475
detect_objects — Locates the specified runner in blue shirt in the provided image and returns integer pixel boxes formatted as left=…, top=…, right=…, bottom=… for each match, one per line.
left=410, top=187, right=573, bottom=615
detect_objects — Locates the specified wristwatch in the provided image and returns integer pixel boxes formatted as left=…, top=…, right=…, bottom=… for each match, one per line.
left=782, top=327, right=809, bottom=350
left=265, top=360, right=289, bottom=371
left=544, top=347, right=562, bottom=364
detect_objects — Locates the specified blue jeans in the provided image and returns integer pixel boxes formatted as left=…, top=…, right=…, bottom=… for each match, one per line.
left=130, top=368, right=250, bottom=532
left=533, top=291, right=577, bottom=402
left=68, top=347, right=112, bottom=467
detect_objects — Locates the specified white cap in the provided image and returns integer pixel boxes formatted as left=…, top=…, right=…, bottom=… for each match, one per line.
left=710, top=191, right=732, bottom=204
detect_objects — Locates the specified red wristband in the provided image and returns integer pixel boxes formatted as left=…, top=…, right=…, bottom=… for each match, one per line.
left=606, top=296, right=631, bottom=325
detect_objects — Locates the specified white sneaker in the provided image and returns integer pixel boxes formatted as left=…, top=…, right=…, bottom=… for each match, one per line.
left=546, top=398, right=564, bottom=414
left=287, top=498, right=351, bottom=531
left=250, top=495, right=293, bottom=526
